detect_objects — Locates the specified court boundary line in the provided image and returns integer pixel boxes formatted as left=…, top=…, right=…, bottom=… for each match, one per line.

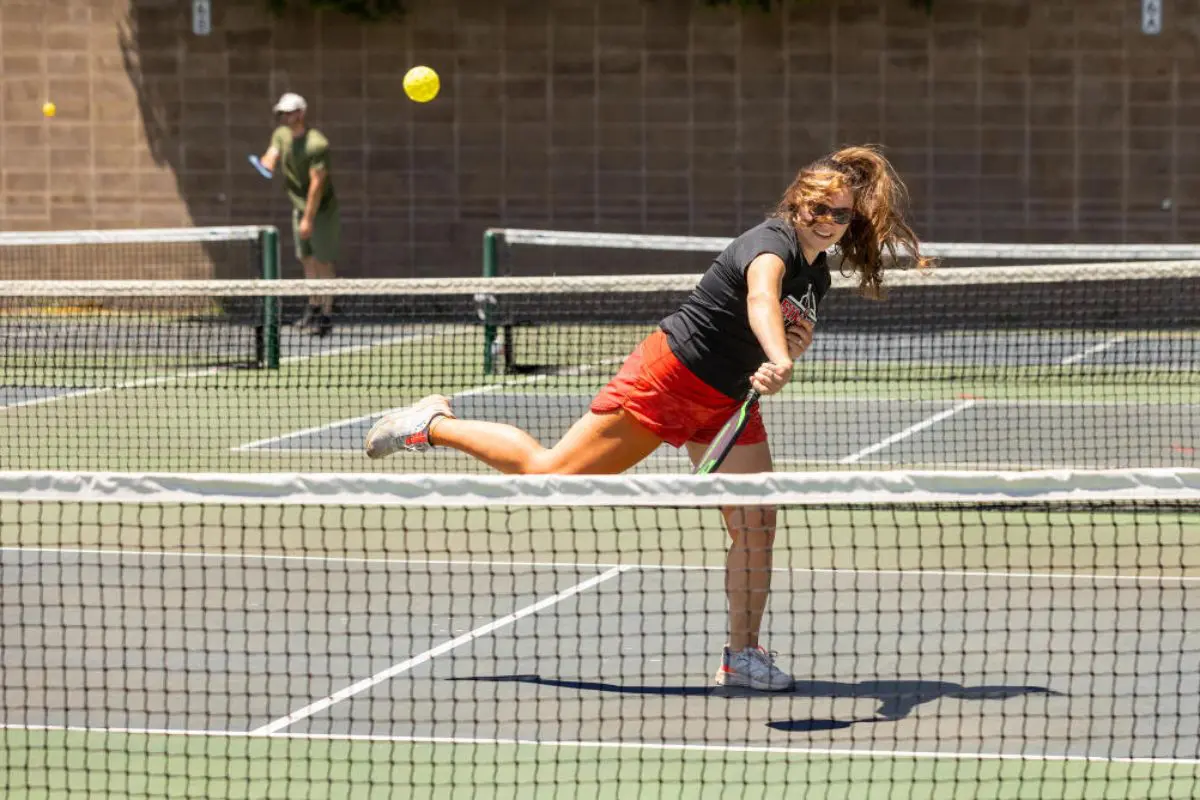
left=227, top=331, right=445, bottom=452
left=6, top=545, right=1200, bottom=584
left=277, top=332, right=420, bottom=366
left=249, top=565, right=631, bottom=734
left=4, top=723, right=1199, bottom=766
left=1059, top=335, right=1126, bottom=366
left=839, top=400, right=977, bottom=464
left=0, top=330, right=427, bottom=414
left=232, top=387, right=1200, bottom=457
left=837, top=336, right=1136, bottom=464
left=325, top=390, right=1200, bottom=408
left=232, top=357, right=623, bottom=452
left=0, top=364, right=235, bottom=411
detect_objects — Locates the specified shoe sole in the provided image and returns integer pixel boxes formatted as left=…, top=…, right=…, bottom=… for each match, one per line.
left=713, top=671, right=792, bottom=692
left=364, top=395, right=453, bottom=459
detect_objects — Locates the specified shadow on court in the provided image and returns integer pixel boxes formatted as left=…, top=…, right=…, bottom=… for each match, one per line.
left=453, top=674, right=1060, bottom=731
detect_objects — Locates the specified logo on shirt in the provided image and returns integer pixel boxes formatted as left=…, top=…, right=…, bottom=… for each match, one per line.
left=780, top=285, right=818, bottom=328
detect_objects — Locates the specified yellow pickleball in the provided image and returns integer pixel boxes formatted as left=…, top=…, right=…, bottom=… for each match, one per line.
left=403, top=66, right=440, bottom=103
left=43, top=101, right=56, bottom=118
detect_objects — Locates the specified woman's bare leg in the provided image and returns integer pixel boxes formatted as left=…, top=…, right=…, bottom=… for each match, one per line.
left=685, top=439, right=776, bottom=651
left=433, top=408, right=663, bottom=475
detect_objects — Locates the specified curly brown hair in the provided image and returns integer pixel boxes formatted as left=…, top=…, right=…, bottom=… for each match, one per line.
left=774, top=144, right=933, bottom=299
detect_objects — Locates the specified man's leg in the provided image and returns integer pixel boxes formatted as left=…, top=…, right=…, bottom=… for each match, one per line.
left=303, top=209, right=340, bottom=332
left=293, top=212, right=319, bottom=329
left=301, top=256, right=335, bottom=316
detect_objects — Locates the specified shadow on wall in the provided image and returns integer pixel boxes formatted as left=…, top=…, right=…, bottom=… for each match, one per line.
left=116, top=0, right=334, bottom=279
left=113, top=0, right=480, bottom=280
left=110, top=0, right=854, bottom=280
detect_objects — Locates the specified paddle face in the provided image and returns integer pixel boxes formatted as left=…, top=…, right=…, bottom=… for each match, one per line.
left=691, top=389, right=760, bottom=475
left=248, top=155, right=273, bottom=179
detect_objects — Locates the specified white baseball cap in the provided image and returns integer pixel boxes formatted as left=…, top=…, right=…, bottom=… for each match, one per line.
left=273, top=92, right=307, bottom=113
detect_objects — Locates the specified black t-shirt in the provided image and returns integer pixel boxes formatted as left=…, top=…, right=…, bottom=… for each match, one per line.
left=658, top=217, right=831, bottom=399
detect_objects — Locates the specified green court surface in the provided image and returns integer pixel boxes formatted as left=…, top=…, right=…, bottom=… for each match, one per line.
left=3, top=323, right=1198, bottom=473
left=6, top=729, right=1200, bottom=800
left=4, top=311, right=1200, bottom=797
left=4, top=496, right=1200, bottom=798
left=5, top=501, right=1200, bottom=574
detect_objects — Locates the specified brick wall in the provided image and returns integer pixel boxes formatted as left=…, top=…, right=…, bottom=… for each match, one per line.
left=2, top=0, right=1199, bottom=278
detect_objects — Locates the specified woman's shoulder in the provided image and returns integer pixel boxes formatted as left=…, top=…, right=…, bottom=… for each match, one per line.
left=726, top=216, right=795, bottom=252
left=737, top=216, right=793, bottom=239
left=730, top=216, right=800, bottom=262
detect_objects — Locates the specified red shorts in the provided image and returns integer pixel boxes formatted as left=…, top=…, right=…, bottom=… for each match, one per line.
left=590, top=329, right=767, bottom=449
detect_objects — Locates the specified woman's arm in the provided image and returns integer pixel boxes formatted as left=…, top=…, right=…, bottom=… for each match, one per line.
left=745, top=253, right=794, bottom=394
left=746, top=253, right=792, bottom=367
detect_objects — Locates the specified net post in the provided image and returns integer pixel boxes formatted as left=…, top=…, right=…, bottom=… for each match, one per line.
left=261, top=226, right=281, bottom=369
left=482, top=228, right=500, bottom=375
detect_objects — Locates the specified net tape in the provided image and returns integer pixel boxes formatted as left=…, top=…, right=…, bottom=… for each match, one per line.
left=493, top=227, right=1200, bottom=260
left=0, top=226, right=273, bottom=247
left=4, top=469, right=1199, bottom=507
left=2, top=259, right=1198, bottom=298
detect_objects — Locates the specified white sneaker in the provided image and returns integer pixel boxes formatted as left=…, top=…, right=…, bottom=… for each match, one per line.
left=714, top=645, right=793, bottom=691
left=364, top=395, right=454, bottom=458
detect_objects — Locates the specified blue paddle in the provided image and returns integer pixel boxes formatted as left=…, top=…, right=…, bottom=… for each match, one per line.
left=248, top=155, right=272, bottom=179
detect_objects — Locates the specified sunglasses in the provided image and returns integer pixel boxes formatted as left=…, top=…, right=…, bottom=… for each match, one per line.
left=809, top=202, right=855, bottom=225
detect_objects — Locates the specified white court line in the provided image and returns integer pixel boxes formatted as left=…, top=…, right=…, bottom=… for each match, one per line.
left=279, top=332, right=420, bottom=366
left=224, top=331, right=456, bottom=450
left=839, top=337, right=1138, bottom=464
left=1, top=331, right=425, bottom=414
left=233, top=357, right=622, bottom=452
left=8, top=545, right=1200, bottom=584
left=236, top=329, right=1187, bottom=454
left=232, top=414, right=381, bottom=452
left=962, top=398, right=1200, bottom=408
left=1059, top=335, right=1126, bottom=366
left=3, top=724, right=1198, bottom=766
left=0, top=364, right=232, bottom=411
left=300, top=390, right=1200, bottom=409
left=250, top=565, right=630, bottom=735
left=244, top=390, right=1200, bottom=456
left=839, top=400, right=978, bottom=464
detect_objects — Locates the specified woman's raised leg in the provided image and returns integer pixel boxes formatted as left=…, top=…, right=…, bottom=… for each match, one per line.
left=367, top=394, right=663, bottom=475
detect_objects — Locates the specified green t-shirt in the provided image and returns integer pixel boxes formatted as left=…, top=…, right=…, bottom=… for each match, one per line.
left=269, top=126, right=337, bottom=214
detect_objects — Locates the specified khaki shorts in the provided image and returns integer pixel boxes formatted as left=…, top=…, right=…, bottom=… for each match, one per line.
left=293, top=207, right=340, bottom=264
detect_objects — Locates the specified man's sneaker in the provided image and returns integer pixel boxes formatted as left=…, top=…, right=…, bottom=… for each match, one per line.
left=302, top=313, right=333, bottom=337
left=294, top=305, right=318, bottom=330
left=364, top=395, right=454, bottom=458
left=714, top=645, right=793, bottom=691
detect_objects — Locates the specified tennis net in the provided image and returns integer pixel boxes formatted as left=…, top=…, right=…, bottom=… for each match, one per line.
left=483, top=227, right=1200, bottom=275
left=3, top=468, right=1200, bottom=797
left=0, top=227, right=282, bottom=373
left=1, top=261, right=1197, bottom=473
left=0, top=226, right=279, bottom=282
